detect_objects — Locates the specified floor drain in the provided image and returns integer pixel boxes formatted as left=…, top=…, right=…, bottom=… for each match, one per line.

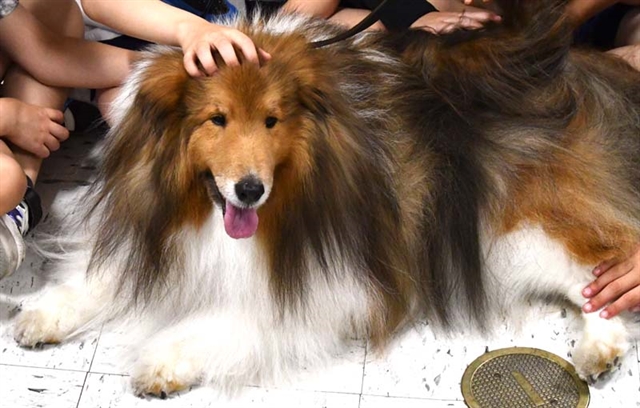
left=461, top=347, right=590, bottom=408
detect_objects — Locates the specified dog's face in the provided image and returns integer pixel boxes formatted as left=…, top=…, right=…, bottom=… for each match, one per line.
left=110, top=40, right=332, bottom=241
left=181, top=47, right=328, bottom=239
left=185, top=67, right=295, bottom=239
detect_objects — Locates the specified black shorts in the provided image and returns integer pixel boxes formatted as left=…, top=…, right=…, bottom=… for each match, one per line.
left=101, top=35, right=152, bottom=51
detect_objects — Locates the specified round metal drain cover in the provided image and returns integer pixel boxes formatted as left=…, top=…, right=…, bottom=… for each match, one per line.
left=461, top=347, right=589, bottom=408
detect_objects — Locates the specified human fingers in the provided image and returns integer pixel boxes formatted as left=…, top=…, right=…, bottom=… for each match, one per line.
left=259, top=48, right=272, bottom=64
left=43, top=134, right=61, bottom=154
left=49, top=121, right=70, bottom=142
left=46, top=108, right=65, bottom=124
left=582, top=259, right=632, bottom=298
left=591, top=258, right=619, bottom=277
left=194, top=41, right=218, bottom=75
left=430, top=14, right=484, bottom=33
left=454, top=15, right=487, bottom=30
left=29, top=141, right=50, bottom=159
left=226, top=31, right=261, bottom=66
left=462, top=9, right=502, bottom=23
left=463, top=1, right=496, bottom=8
left=414, top=13, right=474, bottom=33
left=183, top=50, right=204, bottom=77
left=214, top=39, right=241, bottom=68
left=599, top=285, right=640, bottom=318
left=583, top=271, right=637, bottom=313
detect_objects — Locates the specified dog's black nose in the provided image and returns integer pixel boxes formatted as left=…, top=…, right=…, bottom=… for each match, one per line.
left=235, top=177, right=265, bottom=205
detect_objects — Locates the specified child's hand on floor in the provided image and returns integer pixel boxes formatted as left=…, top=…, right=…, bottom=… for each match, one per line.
left=582, top=245, right=640, bottom=318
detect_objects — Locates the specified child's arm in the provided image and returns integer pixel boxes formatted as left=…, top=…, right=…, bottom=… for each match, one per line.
left=81, top=0, right=269, bottom=77
left=564, top=0, right=618, bottom=26
left=0, top=5, right=135, bottom=89
left=282, top=0, right=341, bottom=18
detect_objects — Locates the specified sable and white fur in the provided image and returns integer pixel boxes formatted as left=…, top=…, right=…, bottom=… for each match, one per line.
left=13, top=0, right=640, bottom=396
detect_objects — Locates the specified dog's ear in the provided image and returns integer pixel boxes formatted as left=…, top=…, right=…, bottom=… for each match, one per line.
left=289, top=58, right=335, bottom=120
left=101, top=48, right=192, bottom=175
left=88, top=48, right=200, bottom=302
left=133, top=48, right=191, bottom=126
left=298, top=85, right=332, bottom=119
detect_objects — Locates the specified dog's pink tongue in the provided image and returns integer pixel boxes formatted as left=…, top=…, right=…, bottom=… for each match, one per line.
left=224, top=202, right=259, bottom=239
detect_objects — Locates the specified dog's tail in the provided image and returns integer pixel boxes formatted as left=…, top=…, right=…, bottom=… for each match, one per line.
left=401, top=0, right=573, bottom=115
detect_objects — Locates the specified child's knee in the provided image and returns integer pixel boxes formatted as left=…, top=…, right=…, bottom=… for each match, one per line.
left=0, top=150, right=28, bottom=215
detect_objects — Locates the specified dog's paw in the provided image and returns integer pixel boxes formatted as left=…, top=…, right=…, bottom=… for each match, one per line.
left=13, top=287, right=88, bottom=348
left=131, top=348, right=199, bottom=398
left=572, top=320, right=629, bottom=383
left=14, top=309, right=68, bottom=348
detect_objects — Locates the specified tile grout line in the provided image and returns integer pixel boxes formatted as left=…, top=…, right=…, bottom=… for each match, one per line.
left=0, top=362, right=89, bottom=373
left=637, top=339, right=640, bottom=389
left=75, top=325, right=103, bottom=408
left=357, top=341, right=368, bottom=408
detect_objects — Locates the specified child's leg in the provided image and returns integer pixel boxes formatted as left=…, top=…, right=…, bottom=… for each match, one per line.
left=0, top=140, right=28, bottom=279
left=1, top=0, right=84, bottom=182
left=0, top=0, right=83, bottom=279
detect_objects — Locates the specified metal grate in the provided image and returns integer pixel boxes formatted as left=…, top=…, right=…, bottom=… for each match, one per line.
left=461, top=347, right=590, bottom=408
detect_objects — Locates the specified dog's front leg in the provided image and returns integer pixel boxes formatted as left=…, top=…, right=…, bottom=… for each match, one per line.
left=13, top=254, right=115, bottom=347
left=131, top=311, right=263, bottom=398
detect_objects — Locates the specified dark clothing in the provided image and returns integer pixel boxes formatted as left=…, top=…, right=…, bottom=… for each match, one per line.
left=340, top=0, right=436, bottom=31
left=247, top=0, right=438, bottom=31
left=101, top=35, right=152, bottom=51
left=573, top=4, right=633, bottom=50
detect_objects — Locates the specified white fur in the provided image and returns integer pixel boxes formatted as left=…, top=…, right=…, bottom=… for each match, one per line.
left=484, top=225, right=632, bottom=380
left=15, top=202, right=373, bottom=394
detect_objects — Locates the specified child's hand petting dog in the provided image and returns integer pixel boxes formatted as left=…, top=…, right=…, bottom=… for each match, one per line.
left=177, top=21, right=271, bottom=77
left=410, top=10, right=501, bottom=34
left=583, top=245, right=640, bottom=318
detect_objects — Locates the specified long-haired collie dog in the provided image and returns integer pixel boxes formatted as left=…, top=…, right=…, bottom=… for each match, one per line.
left=13, top=0, right=640, bottom=397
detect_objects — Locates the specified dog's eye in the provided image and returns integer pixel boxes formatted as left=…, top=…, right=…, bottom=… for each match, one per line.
left=265, top=116, right=278, bottom=129
left=211, top=115, right=226, bottom=127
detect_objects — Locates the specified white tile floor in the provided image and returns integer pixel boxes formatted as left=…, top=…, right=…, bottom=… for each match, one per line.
left=1, top=128, right=639, bottom=408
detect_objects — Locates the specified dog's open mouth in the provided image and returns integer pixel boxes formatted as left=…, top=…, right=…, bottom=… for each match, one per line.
left=204, top=171, right=260, bottom=239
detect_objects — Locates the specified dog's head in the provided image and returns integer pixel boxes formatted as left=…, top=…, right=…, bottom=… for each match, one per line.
left=186, top=54, right=314, bottom=239
left=100, top=36, right=335, bottom=241
left=90, top=29, right=411, bottom=312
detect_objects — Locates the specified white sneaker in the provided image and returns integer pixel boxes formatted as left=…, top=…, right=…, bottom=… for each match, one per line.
left=0, top=213, right=25, bottom=280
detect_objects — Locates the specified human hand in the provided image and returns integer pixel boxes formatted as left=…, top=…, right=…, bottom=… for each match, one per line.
left=1, top=98, right=69, bottom=158
left=463, top=0, right=493, bottom=5
left=582, top=245, right=640, bottom=318
left=177, top=21, right=271, bottom=77
left=411, top=10, right=501, bottom=34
